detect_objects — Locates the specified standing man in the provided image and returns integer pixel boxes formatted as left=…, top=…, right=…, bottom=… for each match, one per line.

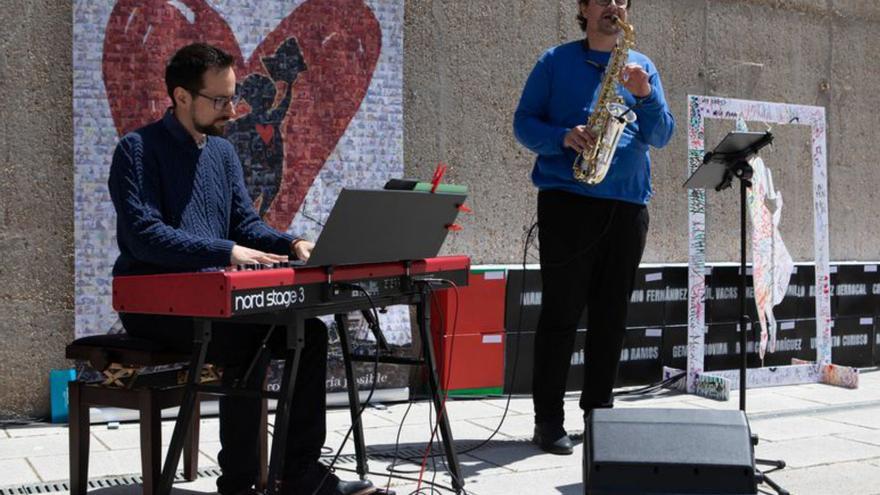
left=513, top=0, right=675, bottom=455
left=109, top=43, right=376, bottom=495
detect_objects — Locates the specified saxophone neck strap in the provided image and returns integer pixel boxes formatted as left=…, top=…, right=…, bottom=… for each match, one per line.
left=585, top=59, right=607, bottom=72
left=582, top=39, right=612, bottom=72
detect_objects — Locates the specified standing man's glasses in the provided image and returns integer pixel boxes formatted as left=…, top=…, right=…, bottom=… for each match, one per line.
left=192, top=91, right=242, bottom=110
left=595, top=0, right=629, bottom=7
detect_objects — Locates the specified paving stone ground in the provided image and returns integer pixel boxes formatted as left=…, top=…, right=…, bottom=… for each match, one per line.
left=1, top=370, right=878, bottom=494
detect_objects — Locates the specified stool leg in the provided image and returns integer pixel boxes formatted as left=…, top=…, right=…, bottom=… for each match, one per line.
left=68, top=381, right=90, bottom=495
left=257, top=394, right=269, bottom=491
left=183, top=394, right=200, bottom=481
left=139, top=388, right=162, bottom=495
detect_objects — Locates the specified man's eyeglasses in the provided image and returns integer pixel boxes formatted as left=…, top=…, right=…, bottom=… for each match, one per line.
left=595, top=0, right=628, bottom=7
left=192, top=91, right=242, bottom=110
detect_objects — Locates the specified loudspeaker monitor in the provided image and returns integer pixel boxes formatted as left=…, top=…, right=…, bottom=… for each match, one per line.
left=584, top=408, right=757, bottom=494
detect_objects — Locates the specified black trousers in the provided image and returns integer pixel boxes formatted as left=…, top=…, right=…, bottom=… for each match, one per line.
left=532, top=190, right=648, bottom=426
left=120, top=313, right=328, bottom=494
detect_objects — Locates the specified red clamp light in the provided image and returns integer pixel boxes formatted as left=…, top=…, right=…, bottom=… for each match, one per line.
left=446, top=224, right=463, bottom=232
left=457, top=203, right=472, bottom=213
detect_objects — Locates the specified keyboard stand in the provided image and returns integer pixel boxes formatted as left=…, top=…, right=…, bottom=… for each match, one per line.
left=155, top=276, right=465, bottom=494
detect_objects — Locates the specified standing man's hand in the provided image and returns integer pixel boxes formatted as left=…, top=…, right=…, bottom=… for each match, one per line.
left=620, top=64, right=652, bottom=98
left=230, top=245, right=288, bottom=265
left=563, top=125, right=597, bottom=154
left=291, top=239, right=314, bottom=262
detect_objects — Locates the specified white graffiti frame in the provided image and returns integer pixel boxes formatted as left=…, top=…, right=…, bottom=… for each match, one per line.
left=685, top=95, right=845, bottom=394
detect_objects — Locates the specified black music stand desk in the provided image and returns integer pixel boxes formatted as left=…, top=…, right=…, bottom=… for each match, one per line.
left=684, top=130, right=789, bottom=495
left=305, top=188, right=464, bottom=267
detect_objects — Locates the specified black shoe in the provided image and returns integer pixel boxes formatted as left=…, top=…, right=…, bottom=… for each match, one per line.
left=336, top=479, right=376, bottom=495
left=532, top=423, right=573, bottom=455
left=284, top=463, right=377, bottom=495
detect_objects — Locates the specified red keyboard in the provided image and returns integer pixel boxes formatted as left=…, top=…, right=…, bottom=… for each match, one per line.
left=113, top=255, right=470, bottom=317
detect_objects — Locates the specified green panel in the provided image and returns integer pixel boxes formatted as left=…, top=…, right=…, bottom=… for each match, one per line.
left=443, top=386, right=504, bottom=397
left=412, top=182, right=468, bottom=194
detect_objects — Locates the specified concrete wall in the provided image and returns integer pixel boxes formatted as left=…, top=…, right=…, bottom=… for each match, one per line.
left=0, top=0, right=74, bottom=418
left=406, top=0, right=880, bottom=264
left=0, top=0, right=877, bottom=417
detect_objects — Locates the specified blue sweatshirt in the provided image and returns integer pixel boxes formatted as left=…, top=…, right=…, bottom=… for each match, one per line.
left=513, top=40, right=675, bottom=205
left=108, top=111, right=295, bottom=276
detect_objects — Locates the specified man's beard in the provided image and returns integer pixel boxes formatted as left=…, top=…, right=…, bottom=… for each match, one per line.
left=192, top=107, right=229, bottom=136
left=194, top=118, right=228, bottom=136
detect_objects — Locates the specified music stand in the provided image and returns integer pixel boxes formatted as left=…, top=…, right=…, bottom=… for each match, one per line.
left=684, top=130, right=790, bottom=495
left=300, top=186, right=466, bottom=352
left=302, top=188, right=465, bottom=267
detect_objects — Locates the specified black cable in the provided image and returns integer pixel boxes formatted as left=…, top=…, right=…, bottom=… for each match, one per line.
left=413, top=213, right=678, bottom=461
left=379, top=287, right=443, bottom=486
left=428, top=400, right=441, bottom=494
left=450, top=221, right=536, bottom=456
left=396, top=221, right=539, bottom=464
left=369, top=278, right=466, bottom=494
left=381, top=283, right=464, bottom=492
left=309, top=282, right=384, bottom=495
left=384, top=400, right=418, bottom=487
left=613, top=372, right=685, bottom=397
left=397, top=211, right=685, bottom=469
left=412, top=279, right=465, bottom=492
left=306, top=216, right=677, bottom=491
left=529, top=206, right=684, bottom=400
left=238, top=324, right=277, bottom=387
left=339, top=467, right=459, bottom=493
left=378, top=348, right=461, bottom=495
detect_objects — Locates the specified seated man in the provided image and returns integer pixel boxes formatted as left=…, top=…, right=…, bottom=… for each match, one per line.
left=108, top=42, right=376, bottom=495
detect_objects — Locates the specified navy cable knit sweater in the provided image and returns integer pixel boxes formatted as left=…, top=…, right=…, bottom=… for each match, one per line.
left=108, top=111, right=295, bottom=276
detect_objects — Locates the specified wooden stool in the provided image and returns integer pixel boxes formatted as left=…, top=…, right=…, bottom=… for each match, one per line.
left=66, top=334, right=269, bottom=494
left=66, top=334, right=205, bottom=495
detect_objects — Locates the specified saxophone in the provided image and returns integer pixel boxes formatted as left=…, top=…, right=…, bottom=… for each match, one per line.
left=572, top=17, right=637, bottom=185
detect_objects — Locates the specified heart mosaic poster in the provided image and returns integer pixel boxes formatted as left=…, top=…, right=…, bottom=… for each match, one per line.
left=74, top=0, right=407, bottom=392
